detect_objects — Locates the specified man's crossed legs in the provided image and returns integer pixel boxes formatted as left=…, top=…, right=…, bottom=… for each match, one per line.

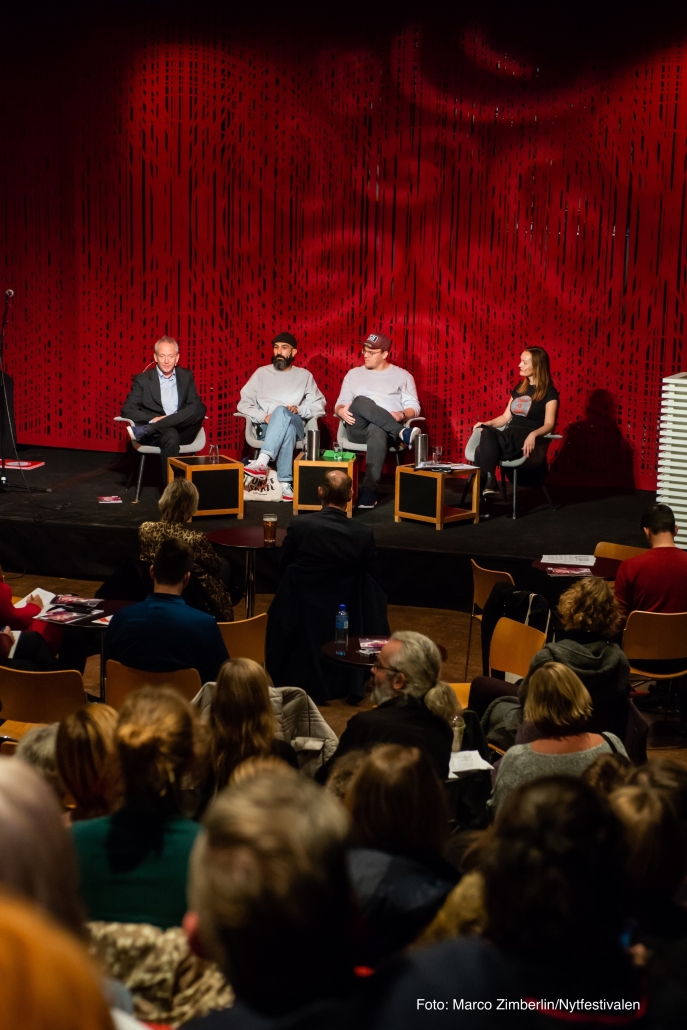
left=244, top=405, right=305, bottom=499
left=345, top=396, right=419, bottom=507
left=130, top=401, right=207, bottom=475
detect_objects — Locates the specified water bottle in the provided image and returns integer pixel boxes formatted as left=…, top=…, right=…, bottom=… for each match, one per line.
left=335, top=604, right=349, bottom=655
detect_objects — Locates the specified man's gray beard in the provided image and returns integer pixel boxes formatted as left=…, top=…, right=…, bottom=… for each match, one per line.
left=272, top=355, right=294, bottom=370
left=370, top=681, right=396, bottom=707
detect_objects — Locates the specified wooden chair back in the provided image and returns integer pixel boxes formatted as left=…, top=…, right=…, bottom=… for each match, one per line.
left=594, top=541, right=646, bottom=561
left=0, top=667, right=86, bottom=723
left=105, top=661, right=202, bottom=709
left=218, top=613, right=267, bottom=666
left=622, top=611, right=687, bottom=675
left=489, top=618, right=546, bottom=680
left=471, top=560, right=515, bottom=612
left=448, top=682, right=471, bottom=709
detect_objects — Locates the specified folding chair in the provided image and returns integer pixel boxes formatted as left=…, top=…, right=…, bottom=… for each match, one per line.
left=464, top=560, right=515, bottom=678
left=104, top=661, right=202, bottom=708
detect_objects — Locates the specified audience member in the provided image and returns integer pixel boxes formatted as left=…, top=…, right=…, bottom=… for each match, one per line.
left=0, top=756, right=85, bottom=937
left=344, top=744, right=457, bottom=965
left=105, top=539, right=228, bottom=686
left=0, top=895, right=115, bottom=1030
left=139, top=479, right=233, bottom=621
left=580, top=751, right=633, bottom=797
left=0, top=564, right=46, bottom=628
left=325, top=749, right=367, bottom=801
left=184, top=768, right=355, bottom=1024
left=490, top=663, right=628, bottom=811
left=627, top=757, right=687, bottom=839
left=0, top=625, right=59, bottom=670
left=56, top=705, right=121, bottom=822
left=71, top=688, right=201, bottom=929
left=205, top=658, right=299, bottom=797
left=15, top=723, right=63, bottom=802
left=322, top=632, right=453, bottom=780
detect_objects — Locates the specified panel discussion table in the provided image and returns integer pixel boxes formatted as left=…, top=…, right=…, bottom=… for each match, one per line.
left=208, top=526, right=287, bottom=618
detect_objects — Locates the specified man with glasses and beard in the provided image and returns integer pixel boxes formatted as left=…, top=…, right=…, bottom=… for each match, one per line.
left=319, top=631, right=453, bottom=781
left=239, top=332, right=326, bottom=502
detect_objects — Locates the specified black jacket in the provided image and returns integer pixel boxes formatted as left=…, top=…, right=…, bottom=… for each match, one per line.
left=121, top=366, right=204, bottom=423
left=280, top=506, right=377, bottom=575
left=328, top=695, right=453, bottom=781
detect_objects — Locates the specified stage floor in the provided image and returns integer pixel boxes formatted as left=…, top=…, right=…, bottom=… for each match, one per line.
left=0, top=447, right=653, bottom=609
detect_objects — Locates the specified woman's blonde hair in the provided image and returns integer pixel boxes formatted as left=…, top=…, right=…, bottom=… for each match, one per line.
left=424, top=682, right=462, bottom=726
left=0, top=895, right=114, bottom=1030
left=557, top=577, right=622, bottom=637
left=158, top=478, right=199, bottom=524
left=115, top=688, right=196, bottom=803
left=515, top=346, right=553, bottom=402
left=523, top=662, right=592, bottom=738
left=208, top=659, right=276, bottom=792
left=56, top=705, right=121, bottom=820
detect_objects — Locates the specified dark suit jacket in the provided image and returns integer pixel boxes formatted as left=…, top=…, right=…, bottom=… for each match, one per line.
left=104, top=593, right=228, bottom=685
left=121, top=366, right=204, bottom=423
left=280, top=506, right=377, bottom=575
left=327, top=694, right=453, bottom=780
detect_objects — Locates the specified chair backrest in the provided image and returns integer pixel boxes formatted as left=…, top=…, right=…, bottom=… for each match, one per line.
left=622, top=611, right=687, bottom=663
left=471, top=560, right=515, bottom=611
left=448, top=682, right=471, bottom=708
left=489, top=617, right=546, bottom=679
left=105, top=660, right=202, bottom=709
left=0, top=668, right=86, bottom=722
left=594, top=541, right=646, bottom=561
left=218, top=613, right=268, bottom=666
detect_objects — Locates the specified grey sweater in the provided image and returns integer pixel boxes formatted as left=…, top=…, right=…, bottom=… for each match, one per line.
left=489, top=733, right=627, bottom=811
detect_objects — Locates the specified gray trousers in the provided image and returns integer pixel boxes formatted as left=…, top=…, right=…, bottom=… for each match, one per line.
left=346, top=396, right=402, bottom=489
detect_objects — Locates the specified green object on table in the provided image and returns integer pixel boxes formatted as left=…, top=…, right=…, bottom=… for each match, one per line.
left=321, top=450, right=356, bottom=461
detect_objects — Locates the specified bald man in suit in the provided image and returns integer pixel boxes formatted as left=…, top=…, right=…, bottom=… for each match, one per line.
left=121, top=335, right=206, bottom=473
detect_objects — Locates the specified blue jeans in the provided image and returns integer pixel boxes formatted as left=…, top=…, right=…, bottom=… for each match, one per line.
left=260, top=406, right=304, bottom=483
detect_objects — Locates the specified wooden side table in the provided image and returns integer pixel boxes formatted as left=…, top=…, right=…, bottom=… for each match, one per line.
left=292, top=454, right=358, bottom=517
left=168, top=455, right=244, bottom=519
left=394, top=465, right=480, bottom=530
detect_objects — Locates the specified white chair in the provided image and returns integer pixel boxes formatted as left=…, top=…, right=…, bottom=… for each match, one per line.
left=336, top=415, right=427, bottom=465
left=233, top=413, right=320, bottom=459
left=115, top=416, right=207, bottom=503
left=465, top=426, right=561, bottom=519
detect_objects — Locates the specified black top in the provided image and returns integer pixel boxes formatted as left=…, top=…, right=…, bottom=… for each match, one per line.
left=509, top=382, right=559, bottom=430
left=280, top=506, right=376, bottom=574
left=328, top=694, right=453, bottom=781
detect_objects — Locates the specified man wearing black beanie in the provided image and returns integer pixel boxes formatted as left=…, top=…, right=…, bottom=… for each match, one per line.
left=238, top=332, right=326, bottom=501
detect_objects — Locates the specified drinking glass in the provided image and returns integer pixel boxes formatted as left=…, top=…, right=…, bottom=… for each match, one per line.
left=432, top=445, right=443, bottom=463
left=263, top=514, right=278, bottom=545
left=208, top=444, right=220, bottom=464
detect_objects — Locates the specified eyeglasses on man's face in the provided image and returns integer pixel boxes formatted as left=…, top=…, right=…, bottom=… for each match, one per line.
left=372, top=659, right=395, bottom=674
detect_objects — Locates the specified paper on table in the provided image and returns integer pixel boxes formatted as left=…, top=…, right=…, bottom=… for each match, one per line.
left=541, top=554, right=596, bottom=565
left=15, top=587, right=56, bottom=608
left=448, top=751, right=493, bottom=777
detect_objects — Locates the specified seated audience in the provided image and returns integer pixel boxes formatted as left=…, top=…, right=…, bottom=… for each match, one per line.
left=0, top=565, right=46, bottom=629
left=71, top=688, right=201, bottom=929
left=14, top=723, right=63, bottom=802
left=205, top=658, right=299, bottom=797
left=580, top=751, right=632, bottom=797
left=56, top=705, right=121, bottom=822
left=0, top=626, right=59, bottom=670
left=105, top=539, right=228, bottom=686
left=344, top=744, right=458, bottom=965
left=321, top=631, right=453, bottom=781
left=139, top=478, right=233, bottom=621
left=627, top=757, right=687, bottom=838
left=490, top=663, right=628, bottom=811
left=0, top=895, right=115, bottom=1030
left=184, top=767, right=355, bottom=1023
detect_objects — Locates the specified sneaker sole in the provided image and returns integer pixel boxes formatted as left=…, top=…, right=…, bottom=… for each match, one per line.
left=357, top=502, right=377, bottom=509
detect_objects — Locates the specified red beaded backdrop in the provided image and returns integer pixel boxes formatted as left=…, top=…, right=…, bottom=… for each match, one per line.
left=1, top=6, right=686, bottom=489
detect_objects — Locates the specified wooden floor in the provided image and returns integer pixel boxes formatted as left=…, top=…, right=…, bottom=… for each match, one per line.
left=9, top=570, right=685, bottom=765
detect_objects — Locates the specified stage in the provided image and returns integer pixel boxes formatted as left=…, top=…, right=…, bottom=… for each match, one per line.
left=0, top=447, right=652, bottom=609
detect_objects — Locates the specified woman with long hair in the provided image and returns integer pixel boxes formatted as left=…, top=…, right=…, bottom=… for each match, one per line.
left=473, top=346, right=558, bottom=495
left=56, top=705, right=121, bottom=822
left=139, top=478, right=234, bottom=620
left=71, top=688, right=202, bottom=928
left=207, top=658, right=298, bottom=794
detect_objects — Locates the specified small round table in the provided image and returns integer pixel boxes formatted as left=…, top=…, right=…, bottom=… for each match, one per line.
left=531, top=557, right=621, bottom=580
left=208, top=526, right=286, bottom=618
left=321, top=636, right=449, bottom=667
left=60, top=600, right=133, bottom=700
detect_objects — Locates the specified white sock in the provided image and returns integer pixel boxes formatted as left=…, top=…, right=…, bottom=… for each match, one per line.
left=257, top=451, right=270, bottom=466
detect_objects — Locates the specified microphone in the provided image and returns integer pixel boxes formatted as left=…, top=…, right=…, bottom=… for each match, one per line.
left=5, top=290, right=13, bottom=299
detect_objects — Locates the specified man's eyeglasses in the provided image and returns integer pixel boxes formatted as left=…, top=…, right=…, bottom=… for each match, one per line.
left=372, top=660, right=395, bottom=674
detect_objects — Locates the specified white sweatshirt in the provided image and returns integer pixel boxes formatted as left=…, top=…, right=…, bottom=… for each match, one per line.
left=335, top=364, right=421, bottom=416
left=238, top=365, right=326, bottom=422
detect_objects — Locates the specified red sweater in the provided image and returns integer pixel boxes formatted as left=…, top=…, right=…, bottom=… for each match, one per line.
left=614, top=546, right=687, bottom=615
left=0, top=581, right=41, bottom=630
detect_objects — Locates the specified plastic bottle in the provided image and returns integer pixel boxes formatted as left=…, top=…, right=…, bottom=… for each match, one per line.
left=335, top=604, right=349, bottom=655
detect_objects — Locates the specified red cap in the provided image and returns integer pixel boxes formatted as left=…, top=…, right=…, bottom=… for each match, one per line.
left=361, top=332, right=391, bottom=351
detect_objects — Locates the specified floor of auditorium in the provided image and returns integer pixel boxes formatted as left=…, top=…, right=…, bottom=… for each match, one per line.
left=9, top=571, right=686, bottom=766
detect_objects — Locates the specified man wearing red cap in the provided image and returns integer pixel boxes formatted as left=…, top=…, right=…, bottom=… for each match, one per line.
left=239, top=332, right=326, bottom=501
left=335, top=333, right=421, bottom=508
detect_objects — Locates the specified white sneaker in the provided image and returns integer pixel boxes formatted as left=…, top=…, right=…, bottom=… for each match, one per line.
left=281, top=483, right=294, bottom=502
left=244, top=460, right=268, bottom=481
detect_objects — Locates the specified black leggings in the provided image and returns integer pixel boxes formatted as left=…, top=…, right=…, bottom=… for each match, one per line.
left=0, top=630, right=59, bottom=671
left=475, top=425, right=529, bottom=475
